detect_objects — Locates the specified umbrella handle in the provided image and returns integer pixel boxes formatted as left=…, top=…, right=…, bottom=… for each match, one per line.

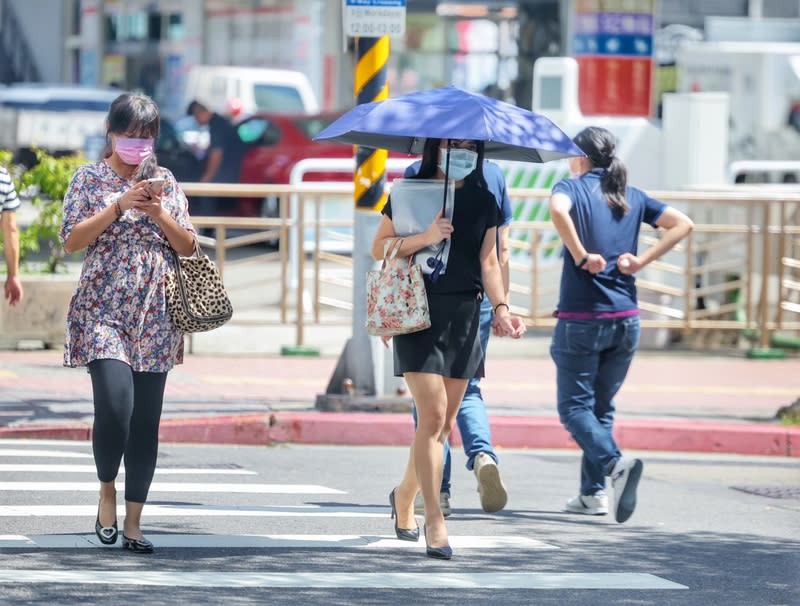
left=442, top=146, right=450, bottom=217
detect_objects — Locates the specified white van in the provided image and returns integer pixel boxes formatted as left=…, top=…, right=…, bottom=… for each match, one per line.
left=183, top=65, right=320, bottom=117
left=0, top=84, right=121, bottom=164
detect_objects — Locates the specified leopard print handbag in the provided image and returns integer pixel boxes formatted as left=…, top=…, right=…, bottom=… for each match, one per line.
left=165, top=242, right=233, bottom=333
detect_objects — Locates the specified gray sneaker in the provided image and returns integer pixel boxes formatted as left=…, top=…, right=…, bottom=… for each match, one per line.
left=610, top=457, right=643, bottom=523
left=473, top=452, right=508, bottom=513
left=413, top=491, right=451, bottom=517
left=565, top=491, right=609, bottom=515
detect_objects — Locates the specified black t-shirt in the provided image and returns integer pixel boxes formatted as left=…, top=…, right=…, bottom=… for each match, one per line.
left=382, top=179, right=502, bottom=295
left=208, top=113, right=246, bottom=183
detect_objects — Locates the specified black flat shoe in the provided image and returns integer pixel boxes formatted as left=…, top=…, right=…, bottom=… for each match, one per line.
left=121, top=533, right=154, bottom=554
left=389, top=488, right=420, bottom=542
left=424, top=524, right=452, bottom=560
left=94, top=516, right=118, bottom=545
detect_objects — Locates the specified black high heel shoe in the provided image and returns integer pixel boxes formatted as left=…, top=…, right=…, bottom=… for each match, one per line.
left=94, top=505, right=118, bottom=545
left=121, top=533, right=154, bottom=554
left=424, top=524, right=452, bottom=560
left=389, top=488, right=420, bottom=542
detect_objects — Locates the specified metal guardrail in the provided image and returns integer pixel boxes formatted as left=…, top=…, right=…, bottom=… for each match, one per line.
left=181, top=182, right=800, bottom=351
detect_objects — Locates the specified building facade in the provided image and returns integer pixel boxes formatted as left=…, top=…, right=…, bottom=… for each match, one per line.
left=1, top=0, right=798, bottom=119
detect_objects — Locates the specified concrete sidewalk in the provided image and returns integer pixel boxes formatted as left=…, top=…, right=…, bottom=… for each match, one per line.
left=1, top=326, right=798, bottom=457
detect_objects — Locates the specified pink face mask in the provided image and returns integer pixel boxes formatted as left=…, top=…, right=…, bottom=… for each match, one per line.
left=114, top=136, right=154, bottom=165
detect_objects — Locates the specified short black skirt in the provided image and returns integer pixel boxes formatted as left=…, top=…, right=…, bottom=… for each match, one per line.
left=393, top=291, right=484, bottom=379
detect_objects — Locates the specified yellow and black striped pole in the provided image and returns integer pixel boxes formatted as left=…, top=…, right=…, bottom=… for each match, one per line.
left=353, top=35, right=389, bottom=210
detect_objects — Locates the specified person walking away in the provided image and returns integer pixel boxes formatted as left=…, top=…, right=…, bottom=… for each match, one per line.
left=60, top=93, right=197, bottom=553
left=186, top=100, right=246, bottom=217
left=404, top=157, right=512, bottom=515
left=1, top=166, right=23, bottom=306
left=549, top=126, right=693, bottom=523
left=374, top=138, right=526, bottom=559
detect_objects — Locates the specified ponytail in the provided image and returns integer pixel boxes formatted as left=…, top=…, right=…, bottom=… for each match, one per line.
left=573, top=126, right=629, bottom=214
left=601, top=155, right=628, bottom=214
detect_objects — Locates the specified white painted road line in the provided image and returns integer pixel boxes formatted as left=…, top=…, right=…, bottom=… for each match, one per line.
left=0, top=534, right=558, bottom=550
left=0, top=570, right=688, bottom=589
left=0, top=504, right=387, bottom=517
left=0, top=449, right=92, bottom=459
left=0, top=439, right=92, bottom=447
left=0, top=464, right=257, bottom=475
left=0, top=482, right=344, bottom=494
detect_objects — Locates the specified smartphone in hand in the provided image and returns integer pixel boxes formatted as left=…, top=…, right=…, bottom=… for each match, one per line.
left=146, top=177, right=166, bottom=196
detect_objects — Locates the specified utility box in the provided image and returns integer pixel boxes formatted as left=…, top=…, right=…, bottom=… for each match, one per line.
left=661, top=92, right=729, bottom=189
left=676, top=41, right=800, bottom=181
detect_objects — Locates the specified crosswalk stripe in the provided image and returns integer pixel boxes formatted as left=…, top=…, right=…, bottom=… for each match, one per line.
left=0, top=439, right=91, bottom=447
left=0, top=570, right=687, bottom=589
left=0, top=448, right=92, bottom=459
left=0, top=482, right=344, bottom=494
left=0, top=534, right=558, bottom=550
left=0, top=504, right=387, bottom=517
left=0, top=443, right=690, bottom=593
left=0, top=464, right=257, bottom=475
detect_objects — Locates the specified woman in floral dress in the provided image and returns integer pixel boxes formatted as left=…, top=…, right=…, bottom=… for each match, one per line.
left=60, top=93, right=196, bottom=553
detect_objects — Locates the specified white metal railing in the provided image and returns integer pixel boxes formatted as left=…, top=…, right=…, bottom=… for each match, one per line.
left=181, top=182, right=800, bottom=352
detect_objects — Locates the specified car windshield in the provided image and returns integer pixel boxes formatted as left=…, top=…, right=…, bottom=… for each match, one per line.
left=291, top=116, right=337, bottom=139
left=253, top=84, right=306, bottom=113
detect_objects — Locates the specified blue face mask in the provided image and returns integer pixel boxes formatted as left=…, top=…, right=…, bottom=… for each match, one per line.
left=438, top=148, right=478, bottom=181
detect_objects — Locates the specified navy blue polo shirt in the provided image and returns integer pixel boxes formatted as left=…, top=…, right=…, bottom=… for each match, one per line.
left=552, top=169, right=666, bottom=313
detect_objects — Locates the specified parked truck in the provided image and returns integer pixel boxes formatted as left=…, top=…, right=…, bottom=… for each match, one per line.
left=0, top=85, right=119, bottom=166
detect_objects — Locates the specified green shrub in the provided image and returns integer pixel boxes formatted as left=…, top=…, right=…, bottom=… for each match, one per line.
left=1, top=149, right=87, bottom=273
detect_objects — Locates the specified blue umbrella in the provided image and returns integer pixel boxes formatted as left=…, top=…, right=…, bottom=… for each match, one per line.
left=314, top=86, right=584, bottom=163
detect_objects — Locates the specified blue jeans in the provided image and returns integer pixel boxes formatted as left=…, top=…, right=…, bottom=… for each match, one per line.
left=549, top=316, right=640, bottom=496
left=413, top=298, right=497, bottom=495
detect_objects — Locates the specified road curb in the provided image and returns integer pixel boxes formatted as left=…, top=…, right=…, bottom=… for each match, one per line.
left=1, top=413, right=798, bottom=457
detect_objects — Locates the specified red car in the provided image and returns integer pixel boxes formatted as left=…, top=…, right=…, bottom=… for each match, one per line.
left=234, top=112, right=408, bottom=217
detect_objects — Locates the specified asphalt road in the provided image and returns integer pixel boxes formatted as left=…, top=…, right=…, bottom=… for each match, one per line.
left=0, top=440, right=797, bottom=605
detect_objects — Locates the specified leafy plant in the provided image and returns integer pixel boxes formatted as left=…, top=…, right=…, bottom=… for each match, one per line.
left=777, top=398, right=800, bottom=426
left=1, top=149, right=87, bottom=274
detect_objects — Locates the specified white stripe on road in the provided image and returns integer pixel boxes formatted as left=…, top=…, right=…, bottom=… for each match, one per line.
left=0, top=569, right=687, bottom=589
left=0, top=439, right=91, bottom=447
left=0, top=464, right=256, bottom=475
left=0, top=482, right=344, bottom=494
left=0, top=504, right=385, bottom=517
left=0, top=534, right=557, bottom=550
left=0, top=449, right=92, bottom=459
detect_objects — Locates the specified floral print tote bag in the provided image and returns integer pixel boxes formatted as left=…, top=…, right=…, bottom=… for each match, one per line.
left=366, top=238, right=431, bottom=337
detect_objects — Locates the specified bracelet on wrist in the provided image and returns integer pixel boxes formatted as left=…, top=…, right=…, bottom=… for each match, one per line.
left=577, top=254, right=589, bottom=268
left=493, top=302, right=510, bottom=314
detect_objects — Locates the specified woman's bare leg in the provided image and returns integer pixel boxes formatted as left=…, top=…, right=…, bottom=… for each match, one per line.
left=393, top=372, right=446, bottom=533
left=396, top=372, right=467, bottom=549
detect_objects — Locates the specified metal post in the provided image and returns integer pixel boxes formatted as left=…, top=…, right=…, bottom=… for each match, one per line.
left=748, top=201, right=785, bottom=358
left=316, top=34, right=406, bottom=408
left=295, top=197, right=306, bottom=349
left=759, top=204, right=771, bottom=349
left=353, top=36, right=390, bottom=214
left=353, top=35, right=391, bottom=397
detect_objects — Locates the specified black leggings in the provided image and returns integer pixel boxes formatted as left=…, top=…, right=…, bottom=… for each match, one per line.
left=88, top=359, right=167, bottom=503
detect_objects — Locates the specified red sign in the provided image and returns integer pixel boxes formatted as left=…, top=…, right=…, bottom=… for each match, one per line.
left=576, top=55, right=653, bottom=116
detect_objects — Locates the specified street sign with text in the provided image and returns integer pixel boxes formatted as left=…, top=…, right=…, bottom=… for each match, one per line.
left=343, top=0, right=406, bottom=38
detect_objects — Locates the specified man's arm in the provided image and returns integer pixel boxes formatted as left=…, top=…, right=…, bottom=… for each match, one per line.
left=1, top=211, right=23, bottom=306
left=199, top=148, right=222, bottom=183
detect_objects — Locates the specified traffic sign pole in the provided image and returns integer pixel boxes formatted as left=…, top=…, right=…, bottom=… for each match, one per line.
left=316, top=3, right=407, bottom=407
